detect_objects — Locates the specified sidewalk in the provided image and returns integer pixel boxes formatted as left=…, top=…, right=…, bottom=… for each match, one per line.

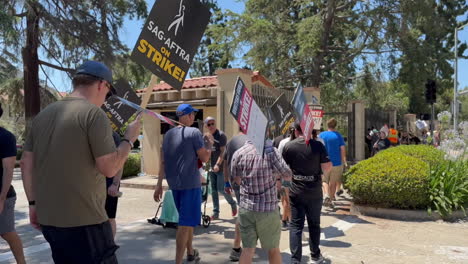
left=120, top=174, right=167, bottom=190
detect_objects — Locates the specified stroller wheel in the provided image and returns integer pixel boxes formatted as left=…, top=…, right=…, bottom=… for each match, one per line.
left=202, top=215, right=211, bottom=228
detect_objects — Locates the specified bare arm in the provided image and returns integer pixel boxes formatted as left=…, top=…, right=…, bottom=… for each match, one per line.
left=216, top=146, right=225, bottom=166
left=156, top=159, right=165, bottom=187
left=96, top=142, right=132, bottom=178
left=20, top=151, right=35, bottom=202
left=197, top=147, right=211, bottom=163
left=1, top=157, right=15, bottom=201
left=112, top=169, right=123, bottom=185
left=321, top=161, right=332, bottom=174
left=153, top=155, right=165, bottom=202
left=340, top=145, right=347, bottom=165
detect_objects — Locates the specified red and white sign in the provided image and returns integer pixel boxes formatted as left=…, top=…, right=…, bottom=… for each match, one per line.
left=310, top=105, right=324, bottom=130
left=230, top=77, right=268, bottom=154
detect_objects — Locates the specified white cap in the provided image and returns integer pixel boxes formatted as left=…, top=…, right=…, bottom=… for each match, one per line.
left=204, top=116, right=215, bottom=124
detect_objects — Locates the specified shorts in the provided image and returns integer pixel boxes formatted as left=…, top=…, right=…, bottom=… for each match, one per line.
left=172, top=188, right=201, bottom=227
left=238, top=208, right=281, bottom=249
left=41, top=221, right=118, bottom=264
left=0, top=196, right=16, bottom=235
left=323, top=165, right=343, bottom=183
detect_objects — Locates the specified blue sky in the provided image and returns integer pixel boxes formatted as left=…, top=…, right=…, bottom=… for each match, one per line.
left=44, top=0, right=468, bottom=93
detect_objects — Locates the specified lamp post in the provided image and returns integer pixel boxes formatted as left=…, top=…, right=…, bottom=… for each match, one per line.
left=454, top=22, right=468, bottom=130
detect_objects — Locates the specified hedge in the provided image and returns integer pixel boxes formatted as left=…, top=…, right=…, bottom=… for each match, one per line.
left=346, top=151, right=431, bottom=209
left=123, top=153, right=141, bottom=178
left=377, top=145, right=444, bottom=166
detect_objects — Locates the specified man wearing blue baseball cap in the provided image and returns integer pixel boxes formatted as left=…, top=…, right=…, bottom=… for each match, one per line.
left=21, top=61, right=141, bottom=263
left=154, top=103, right=213, bottom=264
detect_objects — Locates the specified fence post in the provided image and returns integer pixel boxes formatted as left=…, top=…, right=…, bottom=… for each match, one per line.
left=348, top=100, right=366, bottom=161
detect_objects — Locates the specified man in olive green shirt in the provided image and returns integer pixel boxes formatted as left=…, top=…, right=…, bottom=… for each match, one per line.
left=21, top=61, right=141, bottom=264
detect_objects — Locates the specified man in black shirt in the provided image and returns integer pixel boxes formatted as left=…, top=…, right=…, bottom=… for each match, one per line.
left=282, top=122, right=331, bottom=264
left=0, top=102, right=25, bottom=263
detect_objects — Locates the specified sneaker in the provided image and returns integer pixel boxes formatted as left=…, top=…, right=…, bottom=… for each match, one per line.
left=229, top=248, right=242, bottom=262
left=323, top=197, right=334, bottom=208
left=282, top=220, right=289, bottom=229
left=211, top=214, right=219, bottom=220
left=187, top=249, right=200, bottom=263
left=336, top=189, right=344, bottom=196
left=311, top=253, right=324, bottom=264
left=232, top=207, right=238, bottom=217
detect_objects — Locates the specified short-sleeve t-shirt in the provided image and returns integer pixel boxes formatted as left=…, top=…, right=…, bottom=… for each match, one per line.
left=24, top=97, right=116, bottom=227
left=210, top=129, right=227, bottom=167
left=319, top=131, right=345, bottom=166
left=0, top=127, right=17, bottom=198
left=282, top=137, right=330, bottom=196
left=224, top=134, right=248, bottom=168
left=163, top=126, right=204, bottom=190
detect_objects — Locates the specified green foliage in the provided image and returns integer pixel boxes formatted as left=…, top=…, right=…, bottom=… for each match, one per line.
left=346, top=151, right=431, bottom=209
left=428, top=160, right=468, bottom=218
left=378, top=145, right=444, bottom=166
left=191, top=1, right=233, bottom=77
left=123, top=153, right=141, bottom=178
left=113, top=53, right=151, bottom=90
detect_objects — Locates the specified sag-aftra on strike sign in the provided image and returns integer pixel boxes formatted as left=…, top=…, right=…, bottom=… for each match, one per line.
left=131, top=0, right=211, bottom=90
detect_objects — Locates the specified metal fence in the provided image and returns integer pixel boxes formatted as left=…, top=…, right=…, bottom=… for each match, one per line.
left=365, top=109, right=390, bottom=131
left=323, top=111, right=355, bottom=161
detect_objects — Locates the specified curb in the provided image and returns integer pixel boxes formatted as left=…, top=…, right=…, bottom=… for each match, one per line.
left=351, top=204, right=467, bottom=222
left=119, top=182, right=169, bottom=191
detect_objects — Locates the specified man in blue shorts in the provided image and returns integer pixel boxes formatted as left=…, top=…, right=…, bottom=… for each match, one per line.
left=154, top=104, right=212, bottom=264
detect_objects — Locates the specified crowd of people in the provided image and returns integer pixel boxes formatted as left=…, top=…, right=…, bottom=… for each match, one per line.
left=0, top=61, right=349, bottom=264
left=365, top=124, right=424, bottom=157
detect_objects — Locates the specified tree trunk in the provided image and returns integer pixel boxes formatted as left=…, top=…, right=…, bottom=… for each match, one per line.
left=310, top=0, right=336, bottom=89
left=22, top=1, right=41, bottom=132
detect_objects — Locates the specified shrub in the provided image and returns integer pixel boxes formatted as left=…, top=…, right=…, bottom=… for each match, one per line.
left=428, top=160, right=468, bottom=218
left=123, top=153, right=141, bottom=178
left=345, top=151, right=431, bottom=209
left=377, top=145, right=444, bottom=166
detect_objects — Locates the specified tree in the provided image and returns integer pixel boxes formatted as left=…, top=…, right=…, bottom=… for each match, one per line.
left=113, top=53, right=152, bottom=90
left=382, top=0, right=468, bottom=113
left=190, top=1, right=233, bottom=77
left=1, top=0, right=147, bottom=128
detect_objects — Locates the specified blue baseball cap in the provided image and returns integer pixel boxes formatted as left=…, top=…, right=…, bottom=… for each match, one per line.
left=176, top=104, right=199, bottom=117
left=75, top=61, right=116, bottom=95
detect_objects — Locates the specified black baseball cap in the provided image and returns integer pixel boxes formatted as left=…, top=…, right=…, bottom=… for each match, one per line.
left=75, top=61, right=117, bottom=96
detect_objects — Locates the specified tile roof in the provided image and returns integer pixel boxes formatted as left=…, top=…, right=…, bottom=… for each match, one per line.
left=136, top=76, right=219, bottom=93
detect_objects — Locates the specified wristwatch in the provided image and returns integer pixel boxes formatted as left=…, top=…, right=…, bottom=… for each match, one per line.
left=28, top=200, right=36, bottom=206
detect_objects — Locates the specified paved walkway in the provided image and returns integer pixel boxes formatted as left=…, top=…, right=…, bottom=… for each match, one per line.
left=2, top=171, right=468, bottom=263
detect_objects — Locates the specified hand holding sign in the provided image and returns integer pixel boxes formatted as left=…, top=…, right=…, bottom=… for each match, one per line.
left=124, top=113, right=142, bottom=143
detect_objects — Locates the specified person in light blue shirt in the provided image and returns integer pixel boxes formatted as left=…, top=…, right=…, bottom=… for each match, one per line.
left=319, top=118, right=347, bottom=208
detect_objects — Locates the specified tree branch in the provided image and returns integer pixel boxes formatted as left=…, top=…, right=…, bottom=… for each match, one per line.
left=13, top=12, right=27, bottom=17
left=38, top=60, right=74, bottom=73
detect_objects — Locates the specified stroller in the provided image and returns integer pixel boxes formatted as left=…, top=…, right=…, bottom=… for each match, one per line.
left=147, top=169, right=211, bottom=228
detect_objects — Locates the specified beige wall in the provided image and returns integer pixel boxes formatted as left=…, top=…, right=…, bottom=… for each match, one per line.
left=216, top=69, right=253, bottom=140
left=141, top=105, right=217, bottom=176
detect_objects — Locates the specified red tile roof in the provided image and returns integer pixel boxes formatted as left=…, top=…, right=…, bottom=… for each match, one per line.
left=252, top=71, right=274, bottom=88
left=136, top=76, right=219, bottom=93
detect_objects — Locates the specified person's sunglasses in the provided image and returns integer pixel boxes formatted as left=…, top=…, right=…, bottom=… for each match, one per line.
left=102, top=81, right=116, bottom=100
left=207, top=123, right=215, bottom=127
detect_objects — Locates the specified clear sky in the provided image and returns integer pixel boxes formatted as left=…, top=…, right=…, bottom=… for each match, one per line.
left=43, top=0, right=468, bottom=94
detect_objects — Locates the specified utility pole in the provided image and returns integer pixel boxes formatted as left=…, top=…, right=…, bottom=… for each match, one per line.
left=454, top=23, right=468, bottom=130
